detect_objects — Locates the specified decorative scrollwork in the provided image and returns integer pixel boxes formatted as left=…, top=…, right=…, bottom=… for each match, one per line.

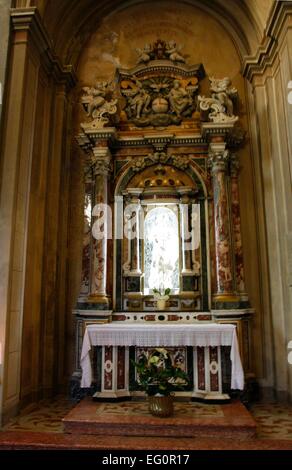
left=198, top=77, right=238, bottom=124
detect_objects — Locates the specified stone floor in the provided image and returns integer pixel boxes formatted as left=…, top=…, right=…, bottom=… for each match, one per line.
left=62, top=398, right=256, bottom=439
left=0, top=396, right=292, bottom=449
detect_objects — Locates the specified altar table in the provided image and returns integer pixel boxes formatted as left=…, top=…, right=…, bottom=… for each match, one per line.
left=80, top=323, right=244, bottom=398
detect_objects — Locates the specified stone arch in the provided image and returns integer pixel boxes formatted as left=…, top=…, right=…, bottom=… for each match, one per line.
left=14, top=0, right=266, bottom=64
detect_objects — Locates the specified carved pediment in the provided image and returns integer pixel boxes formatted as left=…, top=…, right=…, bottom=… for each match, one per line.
left=78, top=39, right=241, bottom=134
left=117, top=56, right=205, bottom=127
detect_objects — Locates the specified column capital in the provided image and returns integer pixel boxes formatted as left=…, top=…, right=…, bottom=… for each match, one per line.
left=122, top=189, right=143, bottom=205
left=92, top=147, right=112, bottom=176
left=83, top=159, right=94, bottom=184
left=208, top=147, right=230, bottom=173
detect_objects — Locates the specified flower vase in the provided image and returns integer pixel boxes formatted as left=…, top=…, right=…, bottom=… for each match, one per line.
left=156, top=299, right=166, bottom=311
left=148, top=395, right=174, bottom=417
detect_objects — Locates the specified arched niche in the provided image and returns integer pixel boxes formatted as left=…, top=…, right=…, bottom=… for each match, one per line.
left=113, top=162, right=210, bottom=312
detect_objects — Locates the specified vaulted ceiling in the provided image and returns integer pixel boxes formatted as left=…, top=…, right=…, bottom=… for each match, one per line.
left=13, top=0, right=276, bottom=65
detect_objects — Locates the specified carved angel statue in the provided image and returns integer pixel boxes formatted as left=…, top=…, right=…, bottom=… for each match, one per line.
left=198, top=76, right=238, bottom=124
left=165, top=40, right=185, bottom=63
left=81, top=80, right=117, bottom=130
left=128, top=76, right=151, bottom=119
left=209, top=77, right=238, bottom=116
left=136, top=43, right=152, bottom=64
left=82, top=82, right=108, bottom=118
left=168, top=80, right=193, bottom=116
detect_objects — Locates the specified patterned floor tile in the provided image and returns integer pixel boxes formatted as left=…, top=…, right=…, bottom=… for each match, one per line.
left=95, top=401, right=224, bottom=418
left=251, top=403, right=292, bottom=440
left=2, top=397, right=292, bottom=441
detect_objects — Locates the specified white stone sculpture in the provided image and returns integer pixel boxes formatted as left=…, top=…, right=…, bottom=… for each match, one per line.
left=165, top=40, right=185, bottom=63
left=136, top=44, right=152, bottom=63
left=198, top=77, right=238, bottom=123
left=81, top=81, right=118, bottom=129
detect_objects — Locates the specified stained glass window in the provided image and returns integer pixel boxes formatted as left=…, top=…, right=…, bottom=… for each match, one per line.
left=144, top=206, right=180, bottom=293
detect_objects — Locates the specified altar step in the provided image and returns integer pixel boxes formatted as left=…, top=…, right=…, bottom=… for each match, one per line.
left=63, top=398, right=256, bottom=440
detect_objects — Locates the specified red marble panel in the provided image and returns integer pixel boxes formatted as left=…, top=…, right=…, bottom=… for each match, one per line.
left=167, top=315, right=179, bottom=321
left=117, top=347, right=126, bottom=390
left=197, top=347, right=205, bottom=390
left=112, top=315, right=127, bottom=321
left=104, top=346, right=113, bottom=390
left=197, top=315, right=212, bottom=321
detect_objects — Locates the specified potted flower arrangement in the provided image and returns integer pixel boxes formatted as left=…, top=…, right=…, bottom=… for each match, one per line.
left=153, top=288, right=171, bottom=311
left=133, top=348, right=190, bottom=417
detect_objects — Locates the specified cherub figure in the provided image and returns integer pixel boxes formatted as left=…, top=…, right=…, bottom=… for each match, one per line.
left=136, top=43, right=152, bottom=64
left=83, top=82, right=108, bottom=118
left=81, top=80, right=117, bottom=129
left=165, top=40, right=185, bottom=63
left=209, top=77, right=237, bottom=116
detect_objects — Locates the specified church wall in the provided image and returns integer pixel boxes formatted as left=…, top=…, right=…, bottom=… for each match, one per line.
left=71, top=1, right=264, bottom=380
left=0, top=0, right=12, bottom=127
left=243, top=0, right=274, bottom=32
left=0, top=28, right=41, bottom=421
left=244, top=5, right=292, bottom=399
left=20, top=65, right=52, bottom=404
left=0, top=10, right=75, bottom=423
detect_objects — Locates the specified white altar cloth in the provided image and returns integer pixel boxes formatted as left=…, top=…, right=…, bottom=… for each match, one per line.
left=80, top=323, right=244, bottom=390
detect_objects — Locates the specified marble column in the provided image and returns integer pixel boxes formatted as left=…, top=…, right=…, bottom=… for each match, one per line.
left=208, top=143, right=237, bottom=303
left=179, top=191, right=200, bottom=275
left=230, top=154, right=248, bottom=302
left=79, top=161, right=94, bottom=298
left=123, top=189, right=142, bottom=275
left=180, top=194, right=193, bottom=274
left=89, top=147, right=112, bottom=308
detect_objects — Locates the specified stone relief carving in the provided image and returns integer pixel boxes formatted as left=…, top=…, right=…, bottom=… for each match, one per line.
left=131, top=152, right=191, bottom=174
left=135, top=39, right=186, bottom=64
left=198, top=77, right=238, bottom=123
left=168, top=80, right=195, bottom=116
left=81, top=81, right=118, bottom=130
left=78, top=43, right=242, bottom=133
left=128, top=77, right=152, bottom=119
left=121, top=77, right=198, bottom=127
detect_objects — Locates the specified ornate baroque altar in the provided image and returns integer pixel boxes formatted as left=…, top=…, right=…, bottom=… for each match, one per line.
left=72, top=39, right=254, bottom=401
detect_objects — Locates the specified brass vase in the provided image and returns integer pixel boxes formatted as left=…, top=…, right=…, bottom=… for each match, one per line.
left=148, top=395, right=174, bottom=417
